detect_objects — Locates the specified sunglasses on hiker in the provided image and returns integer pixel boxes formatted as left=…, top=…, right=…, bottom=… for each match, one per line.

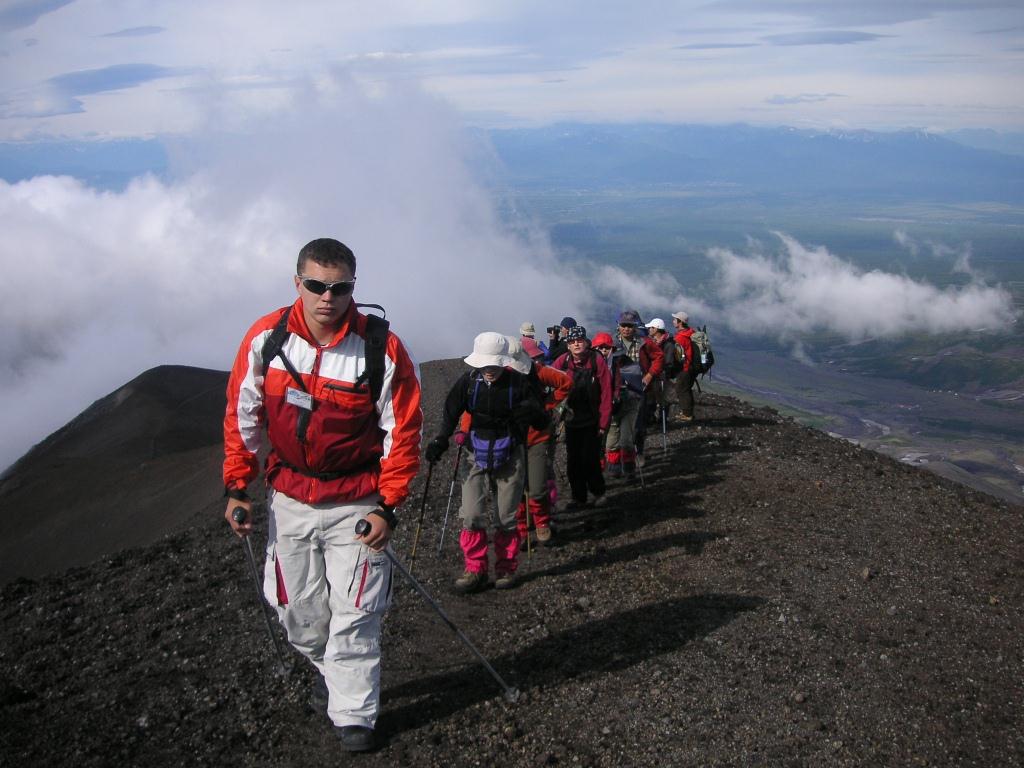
left=298, top=276, right=356, bottom=296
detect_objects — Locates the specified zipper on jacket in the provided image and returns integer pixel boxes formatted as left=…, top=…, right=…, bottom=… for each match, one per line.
left=304, top=347, right=324, bottom=479
left=324, top=381, right=369, bottom=394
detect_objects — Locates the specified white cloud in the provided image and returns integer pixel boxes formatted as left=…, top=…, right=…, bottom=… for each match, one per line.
left=893, top=228, right=981, bottom=277
left=1, top=2, right=1022, bottom=136
left=0, top=76, right=607, bottom=469
left=707, top=232, right=1017, bottom=340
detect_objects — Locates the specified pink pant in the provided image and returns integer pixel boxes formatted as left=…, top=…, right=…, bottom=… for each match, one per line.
left=460, top=529, right=520, bottom=575
left=515, top=498, right=551, bottom=538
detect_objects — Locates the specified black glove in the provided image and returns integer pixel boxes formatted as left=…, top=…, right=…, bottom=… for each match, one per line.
left=425, top=435, right=449, bottom=462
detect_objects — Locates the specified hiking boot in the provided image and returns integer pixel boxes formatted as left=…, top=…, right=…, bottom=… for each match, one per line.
left=565, top=499, right=584, bottom=512
left=592, top=494, right=608, bottom=508
left=309, top=676, right=328, bottom=715
left=454, top=570, right=488, bottom=594
left=535, top=526, right=553, bottom=545
left=675, top=413, right=694, bottom=422
left=494, top=572, right=518, bottom=590
left=336, top=725, right=375, bottom=752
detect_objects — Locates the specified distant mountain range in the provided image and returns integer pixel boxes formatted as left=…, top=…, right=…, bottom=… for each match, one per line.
left=2, top=123, right=1023, bottom=204
left=484, top=124, right=1024, bottom=202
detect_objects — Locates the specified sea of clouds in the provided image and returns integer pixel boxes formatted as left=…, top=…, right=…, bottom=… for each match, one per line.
left=0, top=76, right=1016, bottom=470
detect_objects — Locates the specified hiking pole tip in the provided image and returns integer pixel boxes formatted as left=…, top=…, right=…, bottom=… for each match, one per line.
left=504, top=687, right=521, bottom=704
left=230, top=504, right=290, bottom=676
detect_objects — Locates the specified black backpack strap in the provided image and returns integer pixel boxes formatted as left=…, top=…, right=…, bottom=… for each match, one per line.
left=260, top=306, right=306, bottom=392
left=354, top=311, right=390, bottom=406
left=259, top=306, right=312, bottom=442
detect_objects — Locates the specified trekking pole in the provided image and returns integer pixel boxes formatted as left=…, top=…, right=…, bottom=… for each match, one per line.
left=634, top=443, right=647, bottom=489
left=660, top=380, right=668, bottom=456
left=230, top=506, right=290, bottom=676
left=523, top=447, right=532, bottom=560
left=355, top=519, right=520, bottom=704
left=437, top=449, right=462, bottom=554
left=408, top=460, right=435, bottom=577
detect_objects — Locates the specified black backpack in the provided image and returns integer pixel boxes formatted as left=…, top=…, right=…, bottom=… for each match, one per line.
left=555, top=354, right=600, bottom=417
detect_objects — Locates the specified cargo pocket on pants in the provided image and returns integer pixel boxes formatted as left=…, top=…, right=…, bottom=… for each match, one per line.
left=261, top=543, right=291, bottom=607
left=348, top=548, right=393, bottom=614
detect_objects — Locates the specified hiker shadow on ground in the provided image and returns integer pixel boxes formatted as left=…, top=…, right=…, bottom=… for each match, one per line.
left=379, top=592, right=764, bottom=735
left=549, top=436, right=747, bottom=547
left=518, top=529, right=724, bottom=585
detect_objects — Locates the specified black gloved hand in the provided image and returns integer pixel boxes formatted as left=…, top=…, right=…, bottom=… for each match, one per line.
left=425, top=435, right=449, bottom=463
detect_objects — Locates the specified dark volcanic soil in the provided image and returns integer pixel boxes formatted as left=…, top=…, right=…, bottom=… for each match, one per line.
left=1, top=358, right=1022, bottom=767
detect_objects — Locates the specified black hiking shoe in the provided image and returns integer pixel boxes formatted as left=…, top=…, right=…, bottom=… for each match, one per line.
left=336, top=725, right=375, bottom=752
left=310, top=676, right=328, bottom=715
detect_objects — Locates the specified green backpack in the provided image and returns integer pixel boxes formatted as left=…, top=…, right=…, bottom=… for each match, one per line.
left=689, top=326, right=715, bottom=376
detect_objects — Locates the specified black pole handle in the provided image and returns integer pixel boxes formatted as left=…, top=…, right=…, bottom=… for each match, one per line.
left=231, top=506, right=248, bottom=524
left=355, top=519, right=371, bottom=536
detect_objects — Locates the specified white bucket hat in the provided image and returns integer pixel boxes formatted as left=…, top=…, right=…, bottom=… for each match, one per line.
left=504, top=335, right=532, bottom=375
left=646, top=317, right=666, bottom=331
left=464, top=331, right=514, bottom=369
left=520, top=321, right=536, bottom=337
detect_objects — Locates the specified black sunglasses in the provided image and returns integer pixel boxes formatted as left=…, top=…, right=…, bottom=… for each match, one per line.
left=298, top=276, right=356, bottom=296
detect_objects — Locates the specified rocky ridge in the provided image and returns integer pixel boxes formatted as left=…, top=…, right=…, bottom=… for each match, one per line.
left=0, top=358, right=1021, bottom=767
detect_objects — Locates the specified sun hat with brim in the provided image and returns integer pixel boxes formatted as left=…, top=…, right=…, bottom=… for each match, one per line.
left=520, top=321, right=536, bottom=337
left=566, top=325, right=588, bottom=342
left=504, top=335, right=532, bottom=375
left=671, top=311, right=689, bottom=324
left=591, top=332, right=614, bottom=349
left=521, top=336, right=544, bottom=360
left=646, top=318, right=665, bottom=331
left=464, top=331, right=514, bottom=369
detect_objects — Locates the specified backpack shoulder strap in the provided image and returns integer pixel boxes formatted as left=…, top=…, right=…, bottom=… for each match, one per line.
left=361, top=313, right=390, bottom=404
left=468, top=375, right=483, bottom=410
left=260, top=306, right=306, bottom=391
left=260, top=306, right=291, bottom=372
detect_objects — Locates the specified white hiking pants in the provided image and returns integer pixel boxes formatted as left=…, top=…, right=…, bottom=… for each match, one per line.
left=263, top=489, right=393, bottom=728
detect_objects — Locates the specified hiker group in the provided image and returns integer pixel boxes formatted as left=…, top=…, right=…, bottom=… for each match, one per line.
left=221, top=237, right=712, bottom=751
left=427, top=309, right=712, bottom=594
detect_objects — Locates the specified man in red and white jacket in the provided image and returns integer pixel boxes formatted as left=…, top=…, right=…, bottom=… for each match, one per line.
left=223, top=238, right=422, bottom=752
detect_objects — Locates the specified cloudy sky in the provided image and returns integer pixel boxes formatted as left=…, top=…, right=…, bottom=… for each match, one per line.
left=2, top=0, right=1024, bottom=138
left=0, top=1, right=1020, bottom=470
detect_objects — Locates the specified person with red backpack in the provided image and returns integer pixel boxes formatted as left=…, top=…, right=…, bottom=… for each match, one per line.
left=425, top=333, right=548, bottom=593
left=608, top=309, right=664, bottom=480
left=552, top=325, right=612, bottom=509
left=672, top=311, right=696, bottom=422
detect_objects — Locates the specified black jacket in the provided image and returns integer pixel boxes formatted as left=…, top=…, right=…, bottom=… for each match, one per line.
left=437, top=369, right=548, bottom=445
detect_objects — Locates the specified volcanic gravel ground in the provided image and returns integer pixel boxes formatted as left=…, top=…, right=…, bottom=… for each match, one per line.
left=1, top=358, right=1022, bottom=767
